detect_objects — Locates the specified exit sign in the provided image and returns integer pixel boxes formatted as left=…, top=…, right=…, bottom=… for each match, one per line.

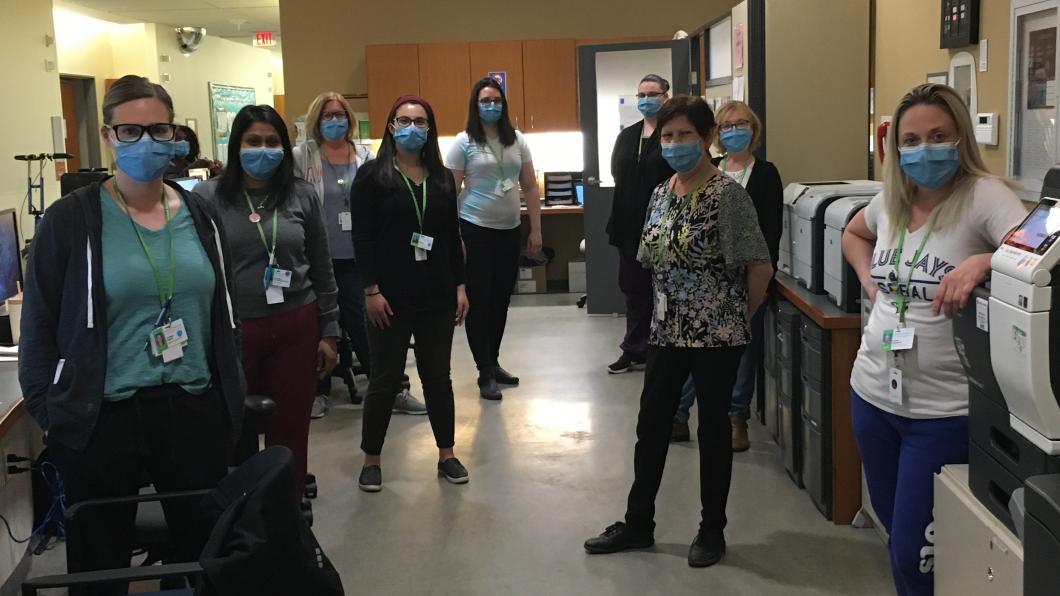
left=253, top=31, right=276, bottom=47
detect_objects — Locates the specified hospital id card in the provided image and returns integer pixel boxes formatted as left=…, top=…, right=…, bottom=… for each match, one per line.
left=410, top=233, right=434, bottom=251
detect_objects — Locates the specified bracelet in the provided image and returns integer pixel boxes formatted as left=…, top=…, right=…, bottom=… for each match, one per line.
left=365, top=291, right=381, bottom=297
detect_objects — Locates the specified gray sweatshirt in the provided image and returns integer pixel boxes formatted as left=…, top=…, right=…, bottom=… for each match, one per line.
left=194, top=178, right=340, bottom=338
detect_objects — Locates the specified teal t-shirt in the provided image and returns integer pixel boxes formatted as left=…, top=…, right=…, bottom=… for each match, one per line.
left=100, top=187, right=216, bottom=400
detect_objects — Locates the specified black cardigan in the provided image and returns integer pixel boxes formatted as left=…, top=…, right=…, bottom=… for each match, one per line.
left=19, top=179, right=245, bottom=452
left=715, top=156, right=784, bottom=268
left=607, top=121, right=675, bottom=259
left=352, top=160, right=466, bottom=310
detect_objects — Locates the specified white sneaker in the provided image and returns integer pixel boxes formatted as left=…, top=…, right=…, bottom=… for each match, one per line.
left=392, top=389, right=428, bottom=415
left=311, top=394, right=329, bottom=419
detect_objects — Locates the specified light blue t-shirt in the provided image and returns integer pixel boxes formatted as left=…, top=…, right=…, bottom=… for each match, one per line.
left=100, top=188, right=216, bottom=400
left=445, top=131, right=533, bottom=230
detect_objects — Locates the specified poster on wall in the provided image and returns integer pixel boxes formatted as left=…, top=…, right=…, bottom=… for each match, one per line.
left=1028, top=27, right=1056, bottom=109
left=734, top=24, right=745, bottom=70
left=488, top=71, right=507, bottom=95
left=208, top=82, right=258, bottom=163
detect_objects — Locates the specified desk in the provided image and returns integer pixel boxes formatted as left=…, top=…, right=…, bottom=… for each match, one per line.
left=519, top=205, right=584, bottom=290
left=0, top=363, right=38, bottom=595
left=775, top=272, right=863, bottom=524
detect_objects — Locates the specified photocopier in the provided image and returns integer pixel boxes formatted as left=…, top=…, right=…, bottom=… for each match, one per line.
left=780, top=181, right=881, bottom=293
left=952, top=167, right=1060, bottom=596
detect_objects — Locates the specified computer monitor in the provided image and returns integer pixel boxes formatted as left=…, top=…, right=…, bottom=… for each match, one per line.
left=172, top=177, right=200, bottom=192
left=0, top=210, right=22, bottom=303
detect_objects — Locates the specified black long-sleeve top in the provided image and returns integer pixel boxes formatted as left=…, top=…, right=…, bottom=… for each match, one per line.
left=714, top=156, right=784, bottom=268
left=607, top=121, right=675, bottom=259
left=352, top=160, right=465, bottom=309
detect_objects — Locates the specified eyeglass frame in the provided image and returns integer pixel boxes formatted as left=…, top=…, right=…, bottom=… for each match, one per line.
left=477, top=97, right=504, bottom=106
left=718, top=120, right=752, bottom=133
left=320, top=111, right=349, bottom=122
left=392, top=116, right=430, bottom=130
left=104, top=123, right=178, bottom=143
left=635, top=91, right=666, bottom=99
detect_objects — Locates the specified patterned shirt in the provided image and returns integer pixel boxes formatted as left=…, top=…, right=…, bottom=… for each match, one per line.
left=637, top=173, right=770, bottom=348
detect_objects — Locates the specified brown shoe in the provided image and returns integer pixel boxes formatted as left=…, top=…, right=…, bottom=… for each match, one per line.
left=731, top=416, right=750, bottom=452
left=671, top=420, right=691, bottom=443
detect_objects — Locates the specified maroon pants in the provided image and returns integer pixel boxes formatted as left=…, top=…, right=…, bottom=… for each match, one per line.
left=241, top=302, right=320, bottom=492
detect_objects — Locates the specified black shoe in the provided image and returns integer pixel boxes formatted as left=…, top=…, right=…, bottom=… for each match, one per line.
left=437, top=458, right=469, bottom=484
left=478, top=371, right=503, bottom=400
left=358, top=465, right=382, bottom=493
left=688, top=532, right=726, bottom=568
left=584, top=522, right=654, bottom=554
left=671, top=420, right=691, bottom=443
left=607, top=353, right=646, bottom=374
left=494, top=366, right=520, bottom=386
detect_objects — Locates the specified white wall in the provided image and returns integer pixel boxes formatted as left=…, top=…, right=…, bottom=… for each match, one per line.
left=155, top=31, right=277, bottom=160
left=0, top=0, right=64, bottom=241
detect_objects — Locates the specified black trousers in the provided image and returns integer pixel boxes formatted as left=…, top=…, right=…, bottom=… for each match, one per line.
left=460, top=219, right=521, bottom=373
left=625, top=345, right=744, bottom=536
left=361, top=305, right=456, bottom=455
left=49, top=385, right=230, bottom=596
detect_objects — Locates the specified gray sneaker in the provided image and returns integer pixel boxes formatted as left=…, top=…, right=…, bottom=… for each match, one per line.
left=392, top=388, right=428, bottom=415
left=311, top=394, right=329, bottom=419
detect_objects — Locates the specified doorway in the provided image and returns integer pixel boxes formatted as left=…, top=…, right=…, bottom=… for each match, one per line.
left=58, top=75, right=102, bottom=172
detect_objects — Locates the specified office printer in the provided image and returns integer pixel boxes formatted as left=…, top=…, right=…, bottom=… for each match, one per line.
left=783, top=181, right=881, bottom=293
left=823, top=197, right=871, bottom=312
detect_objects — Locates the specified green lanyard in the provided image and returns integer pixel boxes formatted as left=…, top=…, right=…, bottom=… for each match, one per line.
left=720, top=156, right=752, bottom=187
left=655, top=169, right=711, bottom=263
left=113, top=183, right=175, bottom=310
left=484, top=140, right=507, bottom=181
left=245, top=191, right=278, bottom=266
left=893, top=221, right=932, bottom=325
left=398, top=168, right=428, bottom=233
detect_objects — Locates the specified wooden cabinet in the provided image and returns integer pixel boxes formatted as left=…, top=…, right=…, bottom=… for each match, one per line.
left=418, top=43, right=471, bottom=137
left=469, top=41, right=525, bottom=131
left=366, top=44, right=420, bottom=139
left=522, top=39, right=579, bottom=132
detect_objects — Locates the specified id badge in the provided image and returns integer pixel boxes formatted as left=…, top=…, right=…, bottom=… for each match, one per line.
left=410, top=233, right=434, bottom=251
left=888, top=367, right=904, bottom=404
left=500, top=178, right=516, bottom=192
left=338, top=212, right=352, bottom=232
left=164, top=319, right=189, bottom=348
left=890, top=327, right=915, bottom=351
left=414, top=247, right=428, bottom=262
left=161, top=343, right=184, bottom=363
left=150, top=327, right=169, bottom=357
left=655, top=291, right=667, bottom=321
left=271, top=268, right=293, bottom=288
left=266, top=284, right=285, bottom=304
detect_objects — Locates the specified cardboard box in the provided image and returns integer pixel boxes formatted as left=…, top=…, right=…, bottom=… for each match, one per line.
left=568, top=261, right=586, bottom=293
left=515, top=265, right=547, bottom=294
left=518, top=266, right=535, bottom=281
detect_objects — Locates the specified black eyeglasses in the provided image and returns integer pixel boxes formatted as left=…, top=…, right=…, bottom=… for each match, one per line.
left=106, top=123, right=178, bottom=143
left=478, top=98, right=504, bottom=106
left=636, top=92, right=665, bottom=99
left=321, top=111, right=348, bottom=121
left=393, top=116, right=430, bottom=129
left=718, top=120, right=752, bottom=132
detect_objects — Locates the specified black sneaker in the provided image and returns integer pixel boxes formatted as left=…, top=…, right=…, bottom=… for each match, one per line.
left=494, top=366, right=520, bottom=386
left=478, top=371, right=503, bottom=401
left=437, top=458, right=469, bottom=484
left=358, top=465, right=382, bottom=493
left=607, top=353, right=646, bottom=374
left=584, top=522, right=654, bottom=554
left=688, top=532, right=726, bottom=568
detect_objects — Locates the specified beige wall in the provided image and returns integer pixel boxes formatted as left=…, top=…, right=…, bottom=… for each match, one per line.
left=875, top=0, right=1010, bottom=177
left=0, top=0, right=64, bottom=238
left=766, top=0, right=871, bottom=183
left=279, top=0, right=738, bottom=123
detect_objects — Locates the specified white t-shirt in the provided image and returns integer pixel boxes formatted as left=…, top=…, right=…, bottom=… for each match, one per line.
left=445, top=131, right=533, bottom=230
left=850, top=177, right=1028, bottom=418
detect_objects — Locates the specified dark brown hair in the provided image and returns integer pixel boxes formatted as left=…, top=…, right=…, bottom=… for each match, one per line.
left=466, top=77, right=517, bottom=147
left=101, top=75, right=174, bottom=125
left=657, top=94, right=716, bottom=138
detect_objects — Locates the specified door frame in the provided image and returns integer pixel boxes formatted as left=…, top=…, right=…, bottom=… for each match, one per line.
left=58, top=74, right=102, bottom=170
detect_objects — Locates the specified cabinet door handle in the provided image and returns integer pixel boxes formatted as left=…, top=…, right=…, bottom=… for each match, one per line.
left=531, top=115, right=535, bottom=130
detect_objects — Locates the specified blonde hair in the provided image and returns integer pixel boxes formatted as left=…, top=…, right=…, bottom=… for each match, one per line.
left=713, top=100, right=762, bottom=153
left=882, top=83, right=1014, bottom=238
left=305, top=91, right=358, bottom=145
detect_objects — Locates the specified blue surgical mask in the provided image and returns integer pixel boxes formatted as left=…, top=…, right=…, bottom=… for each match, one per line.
left=638, top=96, right=663, bottom=118
left=320, top=119, right=349, bottom=142
left=113, top=137, right=175, bottom=183
left=393, top=125, right=428, bottom=152
left=478, top=103, right=503, bottom=124
left=661, top=141, right=703, bottom=173
left=240, top=147, right=285, bottom=180
left=173, top=140, right=191, bottom=159
left=899, top=142, right=960, bottom=190
left=720, top=128, right=752, bottom=153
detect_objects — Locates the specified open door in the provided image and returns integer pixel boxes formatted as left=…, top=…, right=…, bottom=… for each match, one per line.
left=578, top=40, right=690, bottom=315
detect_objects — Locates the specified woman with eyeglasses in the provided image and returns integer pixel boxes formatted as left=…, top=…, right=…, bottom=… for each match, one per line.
left=671, top=101, right=782, bottom=451
left=842, top=84, right=1026, bottom=596
left=20, top=75, right=244, bottom=593
left=194, top=104, right=340, bottom=500
left=354, top=95, right=469, bottom=492
left=607, top=74, right=675, bottom=375
left=166, top=125, right=221, bottom=179
left=445, top=77, right=541, bottom=401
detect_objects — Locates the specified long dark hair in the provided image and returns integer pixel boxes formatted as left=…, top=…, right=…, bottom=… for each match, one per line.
left=465, top=77, right=516, bottom=147
left=216, top=104, right=296, bottom=209
left=372, top=95, right=451, bottom=192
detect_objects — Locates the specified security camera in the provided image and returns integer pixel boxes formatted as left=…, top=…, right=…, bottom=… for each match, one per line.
left=176, top=27, right=206, bottom=54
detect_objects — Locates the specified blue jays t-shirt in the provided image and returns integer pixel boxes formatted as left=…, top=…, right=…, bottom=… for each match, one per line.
left=445, top=131, right=533, bottom=230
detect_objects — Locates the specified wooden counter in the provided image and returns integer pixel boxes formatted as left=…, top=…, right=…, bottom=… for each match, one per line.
left=775, top=272, right=863, bottom=524
left=519, top=205, right=584, bottom=215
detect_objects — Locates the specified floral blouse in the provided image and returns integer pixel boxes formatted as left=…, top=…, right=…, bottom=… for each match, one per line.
left=637, top=173, right=770, bottom=348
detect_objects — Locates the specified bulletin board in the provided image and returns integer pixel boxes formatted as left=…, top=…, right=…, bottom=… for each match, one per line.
left=208, top=82, right=257, bottom=164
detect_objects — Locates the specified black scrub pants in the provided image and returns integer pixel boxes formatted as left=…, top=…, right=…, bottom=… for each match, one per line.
left=460, top=219, right=521, bottom=374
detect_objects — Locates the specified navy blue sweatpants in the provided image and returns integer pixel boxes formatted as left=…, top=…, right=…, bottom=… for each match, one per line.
left=851, top=391, right=968, bottom=596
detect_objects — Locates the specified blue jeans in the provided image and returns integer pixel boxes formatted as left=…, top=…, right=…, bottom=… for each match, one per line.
left=852, top=391, right=969, bottom=596
left=674, top=304, right=765, bottom=423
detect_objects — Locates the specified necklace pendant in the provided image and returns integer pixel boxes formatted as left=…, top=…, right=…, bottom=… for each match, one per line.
left=248, top=213, right=261, bottom=223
